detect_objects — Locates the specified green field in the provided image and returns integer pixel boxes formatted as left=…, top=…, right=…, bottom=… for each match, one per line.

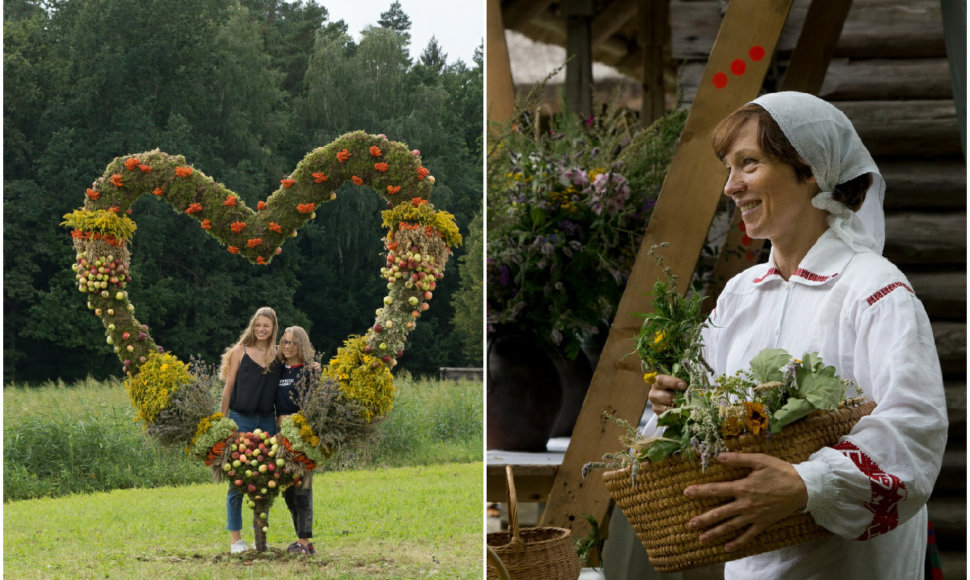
left=4, top=463, right=484, bottom=579
left=4, top=377, right=484, bottom=578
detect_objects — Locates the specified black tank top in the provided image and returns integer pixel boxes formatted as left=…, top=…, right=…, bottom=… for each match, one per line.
left=229, top=352, right=281, bottom=416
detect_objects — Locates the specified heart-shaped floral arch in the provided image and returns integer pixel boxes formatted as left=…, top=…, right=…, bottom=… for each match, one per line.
left=63, top=131, right=461, bottom=549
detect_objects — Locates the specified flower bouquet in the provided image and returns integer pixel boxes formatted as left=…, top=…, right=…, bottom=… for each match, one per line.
left=486, top=104, right=685, bottom=358
left=585, top=247, right=874, bottom=571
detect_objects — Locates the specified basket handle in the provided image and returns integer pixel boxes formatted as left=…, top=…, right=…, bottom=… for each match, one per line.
left=486, top=545, right=512, bottom=580
left=505, top=465, right=521, bottom=544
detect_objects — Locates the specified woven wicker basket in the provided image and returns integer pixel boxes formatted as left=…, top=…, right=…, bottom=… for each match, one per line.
left=486, top=465, right=582, bottom=580
left=603, top=401, right=875, bottom=572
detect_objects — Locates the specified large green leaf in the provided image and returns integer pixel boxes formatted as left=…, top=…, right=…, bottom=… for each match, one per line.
left=770, top=398, right=815, bottom=433
left=645, top=438, right=681, bottom=463
left=796, top=353, right=844, bottom=409
left=749, top=348, right=790, bottom=383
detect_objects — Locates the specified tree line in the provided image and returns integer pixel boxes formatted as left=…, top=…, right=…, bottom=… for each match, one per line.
left=3, top=0, right=484, bottom=383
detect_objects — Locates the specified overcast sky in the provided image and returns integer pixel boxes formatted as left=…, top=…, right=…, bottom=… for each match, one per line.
left=323, top=0, right=484, bottom=65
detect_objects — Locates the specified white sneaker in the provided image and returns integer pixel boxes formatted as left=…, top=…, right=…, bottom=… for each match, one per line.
left=231, top=540, right=249, bottom=554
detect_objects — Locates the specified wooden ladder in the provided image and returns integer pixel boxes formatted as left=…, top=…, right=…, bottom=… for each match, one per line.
left=528, top=0, right=853, bottom=553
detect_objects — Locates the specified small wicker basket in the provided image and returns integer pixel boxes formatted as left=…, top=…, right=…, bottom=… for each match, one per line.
left=486, top=465, right=582, bottom=580
left=602, top=401, right=875, bottom=572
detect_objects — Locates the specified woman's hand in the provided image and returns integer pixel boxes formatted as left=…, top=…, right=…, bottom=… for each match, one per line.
left=648, top=374, right=687, bottom=415
left=684, top=452, right=809, bottom=552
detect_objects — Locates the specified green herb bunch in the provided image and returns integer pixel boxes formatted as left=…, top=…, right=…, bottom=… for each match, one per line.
left=633, top=244, right=710, bottom=385
left=585, top=247, right=863, bottom=480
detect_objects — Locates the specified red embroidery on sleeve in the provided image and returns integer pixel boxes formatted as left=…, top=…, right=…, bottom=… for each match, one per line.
left=833, top=441, right=908, bottom=540
left=865, top=282, right=914, bottom=306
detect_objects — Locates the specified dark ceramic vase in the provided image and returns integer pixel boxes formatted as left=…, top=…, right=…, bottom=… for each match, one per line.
left=486, top=331, right=562, bottom=451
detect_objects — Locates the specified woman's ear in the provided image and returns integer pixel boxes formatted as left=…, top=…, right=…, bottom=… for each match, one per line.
left=803, top=175, right=819, bottom=199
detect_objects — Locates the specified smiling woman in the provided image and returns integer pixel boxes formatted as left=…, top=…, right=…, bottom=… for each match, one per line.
left=641, top=92, right=948, bottom=579
left=715, top=107, right=827, bottom=278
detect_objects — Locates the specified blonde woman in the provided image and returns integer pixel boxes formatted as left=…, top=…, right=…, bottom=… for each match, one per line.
left=275, top=326, right=320, bottom=556
left=219, top=306, right=282, bottom=554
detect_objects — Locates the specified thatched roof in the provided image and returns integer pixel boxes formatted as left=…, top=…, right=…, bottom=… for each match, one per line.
left=506, top=29, right=626, bottom=85
left=501, top=0, right=648, bottom=81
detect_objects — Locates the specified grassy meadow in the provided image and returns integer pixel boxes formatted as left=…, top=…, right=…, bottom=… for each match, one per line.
left=4, top=463, right=483, bottom=579
left=4, top=376, right=484, bottom=578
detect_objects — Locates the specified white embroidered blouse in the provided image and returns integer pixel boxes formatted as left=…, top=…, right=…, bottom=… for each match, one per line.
left=642, top=229, right=948, bottom=579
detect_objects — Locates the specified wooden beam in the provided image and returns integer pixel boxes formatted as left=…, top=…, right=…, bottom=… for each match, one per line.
left=502, top=0, right=554, bottom=29
left=511, top=17, right=635, bottom=64
left=592, top=0, right=639, bottom=46
left=939, top=0, right=966, bottom=154
left=708, top=0, right=851, bottom=311
left=487, top=0, right=516, bottom=127
left=537, top=0, right=796, bottom=539
left=820, top=58, right=953, bottom=101
left=563, top=0, right=594, bottom=117
left=840, top=99, right=962, bottom=157
left=779, top=0, right=852, bottom=92
left=639, top=0, right=670, bottom=125
left=671, top=0, right=946, bottom=61
left=486, top=463, right=559, bottom=503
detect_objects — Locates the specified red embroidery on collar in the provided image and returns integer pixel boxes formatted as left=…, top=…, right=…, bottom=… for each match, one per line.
left=753, top=268, right=780, bottom=283
left=792, top=268, right=837, bottom=282
left=865, top=282, right=914, bottom=306
left=833, top=441, right=907, bottom=540
left=752, top=268, right=836, bottom=284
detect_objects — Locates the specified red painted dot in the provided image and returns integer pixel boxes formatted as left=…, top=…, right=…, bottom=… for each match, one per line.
left=712, top=72, right=728, bottom=89
left=730, top=59, right=746, bottom=75
left=738, top=220, right=746, bottom=232
left=741, top=234, right=753, bottom=246
left=749, top=45, right=765, bottom=62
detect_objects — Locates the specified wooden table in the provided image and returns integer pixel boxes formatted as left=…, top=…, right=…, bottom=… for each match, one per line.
left=486, top=437, right=569, bottom=503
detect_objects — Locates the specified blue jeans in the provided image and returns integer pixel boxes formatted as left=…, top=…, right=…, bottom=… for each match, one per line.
left=226, top=410, right=276, bottom=532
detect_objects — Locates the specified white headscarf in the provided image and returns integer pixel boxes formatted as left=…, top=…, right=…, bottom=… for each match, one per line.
left=751, top=92, right=886, bottom=255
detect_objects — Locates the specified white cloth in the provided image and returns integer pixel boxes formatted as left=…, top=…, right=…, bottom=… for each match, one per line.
left=752, top=92, right=887, bottom=254
left=640, top=230, right=947, bottom=579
